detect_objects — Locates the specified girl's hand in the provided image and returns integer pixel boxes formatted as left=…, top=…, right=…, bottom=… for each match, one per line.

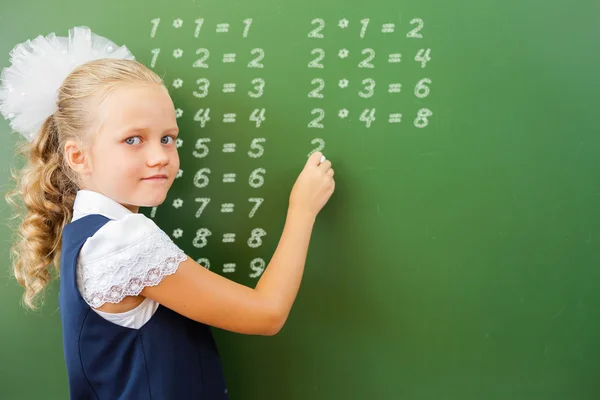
left=289, top=152, right=335, bottom=219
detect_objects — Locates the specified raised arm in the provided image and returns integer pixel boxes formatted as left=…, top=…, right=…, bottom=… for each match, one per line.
left=142, top=152, right=335, bottom=335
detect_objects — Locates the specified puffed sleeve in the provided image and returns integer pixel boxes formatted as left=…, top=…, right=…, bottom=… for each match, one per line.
left=76, top=214, right=187, bottom=308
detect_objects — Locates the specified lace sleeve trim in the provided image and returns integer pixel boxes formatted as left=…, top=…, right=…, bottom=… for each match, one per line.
left=76, top=229, right=187, bottom=308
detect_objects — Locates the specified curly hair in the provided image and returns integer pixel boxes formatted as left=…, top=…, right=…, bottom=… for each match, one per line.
left=5, top=58, right=164, bottom=310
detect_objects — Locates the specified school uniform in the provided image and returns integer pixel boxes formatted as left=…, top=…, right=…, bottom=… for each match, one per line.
left=59, top=190, right=228, bottom=399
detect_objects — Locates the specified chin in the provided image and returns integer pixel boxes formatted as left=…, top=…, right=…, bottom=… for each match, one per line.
left=145, top=194, right=168, bottom=207
left=135, top=190, right=169, bottom=208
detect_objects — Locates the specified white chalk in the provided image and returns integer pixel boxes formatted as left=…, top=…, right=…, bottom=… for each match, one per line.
left=320, top=155, right=326, bottom=163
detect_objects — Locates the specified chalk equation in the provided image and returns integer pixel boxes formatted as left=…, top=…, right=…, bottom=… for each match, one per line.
left=307, top=17, right=433, bottom=129
left=145, top=15, right=434, bottom=278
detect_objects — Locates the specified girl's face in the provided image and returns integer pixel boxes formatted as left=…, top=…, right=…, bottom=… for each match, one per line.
left=83, top=83, right=180, bottom=212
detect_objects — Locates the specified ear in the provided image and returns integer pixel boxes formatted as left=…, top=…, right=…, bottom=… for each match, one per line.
left=64, top=140, right=91, bottom=175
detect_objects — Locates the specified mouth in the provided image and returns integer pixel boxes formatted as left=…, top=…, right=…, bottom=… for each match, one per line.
left=142, top=175, right=168, bottom=181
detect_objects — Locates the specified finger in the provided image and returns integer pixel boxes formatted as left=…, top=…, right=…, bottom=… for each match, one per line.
left=319, top=160, right=332, bottom=171
left=307, top=152, right=323, bottom=167
left=327, top=168, right=334, bottom=177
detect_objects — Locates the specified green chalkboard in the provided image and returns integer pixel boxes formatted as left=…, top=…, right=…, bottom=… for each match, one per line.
left=2, top=0, right=600, bottom=399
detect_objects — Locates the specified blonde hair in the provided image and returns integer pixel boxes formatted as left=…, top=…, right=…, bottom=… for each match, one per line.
left=5, top=58, right=164, bottom=310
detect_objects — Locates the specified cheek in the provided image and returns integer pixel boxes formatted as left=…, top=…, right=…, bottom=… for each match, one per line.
left=172, top=150, right=180, bottom=170
left=110, top=150, right=143, bottom=177
left=167, top=147, right=180, bottom=171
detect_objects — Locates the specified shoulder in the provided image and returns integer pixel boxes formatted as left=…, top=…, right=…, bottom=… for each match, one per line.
left=79, top=213, right=162, bottom=263
left=61, top=214, right=111, bottom=252
left=76, top=213, right=188, bottom=308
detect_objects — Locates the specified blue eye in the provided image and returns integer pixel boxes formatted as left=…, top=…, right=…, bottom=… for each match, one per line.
left=162, top=136, right=174, bottom=144
left=125, top=136, right=141, bottom=145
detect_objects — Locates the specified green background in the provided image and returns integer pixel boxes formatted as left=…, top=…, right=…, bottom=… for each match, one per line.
left=1, top=0, right=599, bottom=399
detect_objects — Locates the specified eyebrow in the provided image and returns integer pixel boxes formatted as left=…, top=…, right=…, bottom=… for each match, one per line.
left=120, top=127, right=179, bottom=135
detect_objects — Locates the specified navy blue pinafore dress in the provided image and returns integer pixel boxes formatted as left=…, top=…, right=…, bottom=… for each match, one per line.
left=58, top=214, right=229, bottom=399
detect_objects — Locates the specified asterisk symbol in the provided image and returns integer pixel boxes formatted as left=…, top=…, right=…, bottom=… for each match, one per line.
left=172, top=78, right=183, bottom=88
left=172, top=199, right=183, bottom=208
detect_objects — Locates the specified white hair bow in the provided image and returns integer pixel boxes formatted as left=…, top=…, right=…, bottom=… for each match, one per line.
left=0, top=26, right=135, bottom=142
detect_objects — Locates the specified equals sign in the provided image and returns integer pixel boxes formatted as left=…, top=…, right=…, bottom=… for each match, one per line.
left=388, top=83, right=402, bottom=93
left=222, top=143, right=236, bottom=153
left=388, top=113, right=403, bottom=123
left=388, top=53, right=402, bottom=63
left=223, top=113, right=237, bottom=123
left=223, top=263, right=236, bottom=273
left=222, top=233, right=236, bottom=243
left=223, top=83, right=237, bottom=93
left=223, top=53, right=237, bottom=63
left=382, top=23, right=395, bottom=33
left=221, top=203, right=235, bottom=213
left=216, top=23, right=230, bottom=33
left=223, top=173, right=236, bottom=183
left=223, top=113, right=236, bottom=124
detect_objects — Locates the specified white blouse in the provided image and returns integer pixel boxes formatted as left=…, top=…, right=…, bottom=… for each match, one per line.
left=72, top=190, right=187, bottom=328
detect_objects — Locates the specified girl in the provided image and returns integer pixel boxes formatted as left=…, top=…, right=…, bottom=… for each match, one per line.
left=0, top=27, right=334, bottom=399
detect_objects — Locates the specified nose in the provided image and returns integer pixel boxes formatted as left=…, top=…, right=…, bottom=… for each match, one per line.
left=146, top=141, right=170, bottom=167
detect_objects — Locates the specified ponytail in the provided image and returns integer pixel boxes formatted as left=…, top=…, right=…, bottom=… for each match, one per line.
left=5, top=59, right=164, bottom=310
left=5, top=114, right=78, bottom=310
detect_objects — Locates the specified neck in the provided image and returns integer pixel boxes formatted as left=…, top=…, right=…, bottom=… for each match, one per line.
left=123, top=204, right=139, bottom=213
